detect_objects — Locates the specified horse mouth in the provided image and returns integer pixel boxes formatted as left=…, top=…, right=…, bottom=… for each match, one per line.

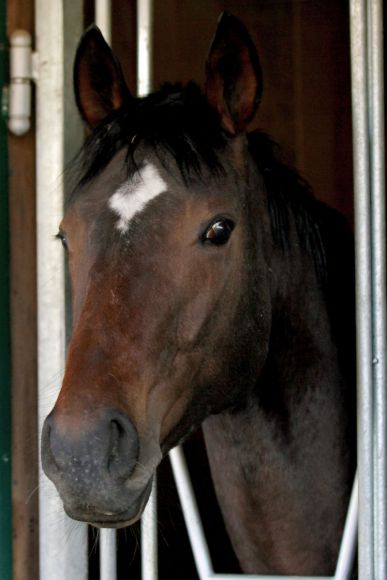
left=63, top=478, right=153, bottom=529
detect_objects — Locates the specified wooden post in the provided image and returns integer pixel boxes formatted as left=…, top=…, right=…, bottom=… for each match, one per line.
left=7, top=1, right=39, bottom=579
left=0, top=0, right=12, bottom=578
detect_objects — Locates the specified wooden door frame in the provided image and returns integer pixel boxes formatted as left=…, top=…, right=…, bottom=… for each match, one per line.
left=0, top=0, right=12, bottom=578
left=7, top=1, right=38, bottom=579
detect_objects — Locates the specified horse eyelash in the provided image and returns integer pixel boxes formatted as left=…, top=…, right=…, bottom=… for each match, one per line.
left=54, top=232, right=68, bottom=250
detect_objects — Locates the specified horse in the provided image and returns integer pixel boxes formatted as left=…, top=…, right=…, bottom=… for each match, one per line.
left=41, top=13, right=356, bottom=576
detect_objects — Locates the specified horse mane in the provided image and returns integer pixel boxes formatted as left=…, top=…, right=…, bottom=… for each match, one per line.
left=248, top=131, right=330, bottom=282
left=249, top=131, right=355, bottom=382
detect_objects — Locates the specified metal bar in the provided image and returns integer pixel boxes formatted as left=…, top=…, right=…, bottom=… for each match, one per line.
left=35, top=1, right=87, bottom=578
left=349, top=1, right=374, bottom=578
left=136, top=2, right=157, bottom=578
left=207, top=575, right=331, bottom=580
left=100, top=529, right=117, bottom=580
left=94, top=3, right=118, bottom=577
left=368, top=2, right=387, bottom=579
left=95, top=0, right=111, bottom=45
left=141, top=478, right=158, bottom=580
left=137, top=0, right=153, bottom=96
left=169, top=447, right=214, bottom=580
left=334, top=475, right=358, bottom=580
left=0, top=0, right=12, bottom=577
left=171, top=447, right=357, bottom=580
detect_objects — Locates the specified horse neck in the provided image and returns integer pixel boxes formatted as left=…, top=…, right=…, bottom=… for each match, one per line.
left=202, top=215, right=355, bottom=575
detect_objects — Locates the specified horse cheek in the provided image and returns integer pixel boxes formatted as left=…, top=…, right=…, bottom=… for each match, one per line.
left=175, top=287, right=216, bottom=347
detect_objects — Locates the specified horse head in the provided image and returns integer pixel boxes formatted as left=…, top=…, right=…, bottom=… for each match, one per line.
left=41, top=13, right=272, bottom=528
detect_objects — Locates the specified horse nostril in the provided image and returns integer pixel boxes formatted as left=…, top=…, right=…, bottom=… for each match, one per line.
left=41, top=416, right=60, bottom=475
left=107, top=416, right=138, bottom=480
left=109, top=420, right=122, bottom=462
left=42, top=409, right=139, bottom=485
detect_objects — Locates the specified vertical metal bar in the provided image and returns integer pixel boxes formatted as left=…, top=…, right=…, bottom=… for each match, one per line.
left=136, top=2, right=157, bottom=578
left=0, top=1, right=12, bottom=578
left=35, top=1, right=87, bottom=578
left=94, top=4, right=118, bottom=578
left=368, top=1, right=386, bottom=578
left=141, top=478, right=158, bottom=580
left=100, top=529, right=117, bottom=580
left=137, top=0, right=153, bottom=96
left=99, top=527, right=116, bottom=579
left=95, top=0, right=111, bottom=45
left=169, top=447, right=214, bottom=580
left=349, top=1, right=374, bottom=578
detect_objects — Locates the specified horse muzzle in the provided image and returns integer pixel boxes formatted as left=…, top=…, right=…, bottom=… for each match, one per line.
left=41, top=408, right=155, bottom=526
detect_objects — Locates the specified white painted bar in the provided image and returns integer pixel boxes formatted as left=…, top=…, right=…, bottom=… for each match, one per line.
left=99, top=527, right=117, bottom=577
left=94, top=3, right=119, bottom=577
left=169, top=447, right=214, bottom=580
left=96, top=4, right=158, bottom=579
left=368, top=2, right=387, bottom=579
left=170, top=446, right=357, bottom=580
left=334, top=475, right=358, bottom=580
left=95, top=0, right=111, bottom=45
left=137, top=0, right=153, bottom=96
left=208, top=576, right=330, bottom=580
left=100, top=529, right=117, bottom=579
left=141, top=479, right=158, bottom=580
left=35, top=1, right=86, bottom=578
left=349, top=1, right=374, bottom=578
left=136, top=1, right=158, bottom=578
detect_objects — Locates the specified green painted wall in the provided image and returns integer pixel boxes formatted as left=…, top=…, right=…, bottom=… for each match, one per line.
left=0, top=0, right=12, bottom=578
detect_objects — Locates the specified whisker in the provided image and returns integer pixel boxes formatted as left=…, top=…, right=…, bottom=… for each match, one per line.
left=25, top=483, right=41, bottom=505
left=128, top=523, right=140, bottom=565
left=90, top=526, right=100, bottom=556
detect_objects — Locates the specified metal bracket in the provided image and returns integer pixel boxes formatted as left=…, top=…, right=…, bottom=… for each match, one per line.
left=8, top=30, right=38, bottom=136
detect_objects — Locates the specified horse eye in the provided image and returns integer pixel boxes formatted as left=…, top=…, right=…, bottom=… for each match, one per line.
left=56, top=232, right=68, bottom=250
left=203, top=219, right=235, bottom=246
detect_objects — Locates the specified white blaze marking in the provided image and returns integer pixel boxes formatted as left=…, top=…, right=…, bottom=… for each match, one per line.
left=108, top=162, right=167, bottom=232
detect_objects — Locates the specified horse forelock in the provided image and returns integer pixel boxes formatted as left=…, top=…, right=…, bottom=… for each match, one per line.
left=66, top=82, right=342, bottom=294
left=66, top=82, right=226, bottom=205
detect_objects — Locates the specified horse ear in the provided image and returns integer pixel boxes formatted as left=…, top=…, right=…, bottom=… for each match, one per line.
left=205, top=13, right=263, bottom=135
left=74, top=26, right=131, bottom=128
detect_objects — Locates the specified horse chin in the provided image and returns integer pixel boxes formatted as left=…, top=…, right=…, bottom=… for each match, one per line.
left=63, top=477, right=154, bottom=529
